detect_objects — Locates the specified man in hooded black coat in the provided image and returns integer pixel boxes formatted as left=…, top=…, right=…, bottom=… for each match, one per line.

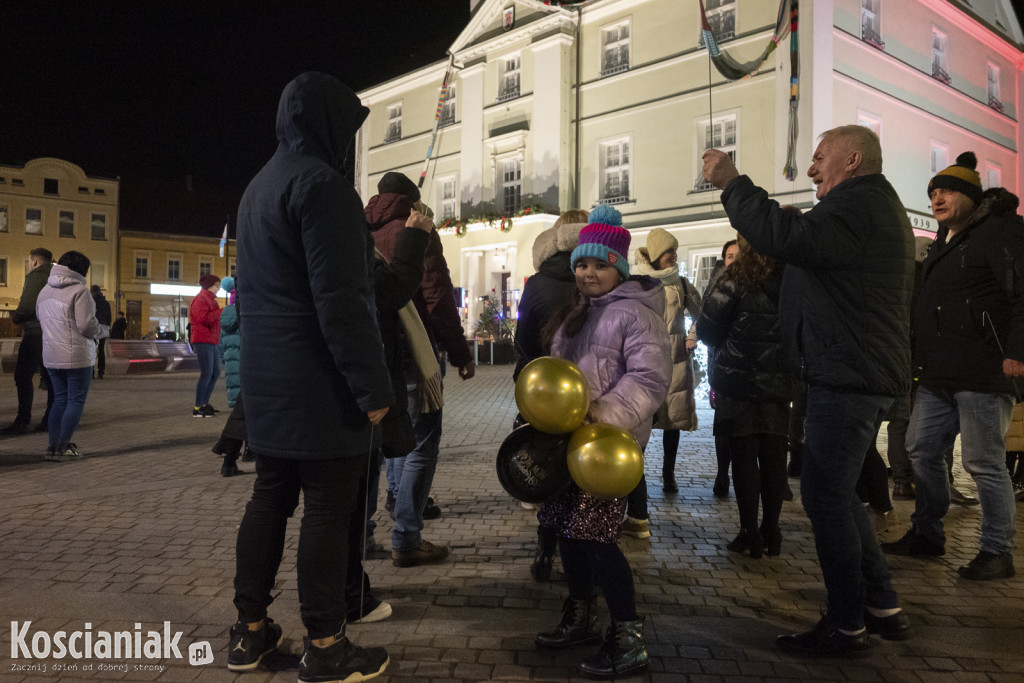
left=227, top=72, right=392, bottom=681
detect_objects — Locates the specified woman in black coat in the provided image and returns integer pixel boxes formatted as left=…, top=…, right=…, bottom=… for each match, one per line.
left=697, top=236, right=798, bottom=558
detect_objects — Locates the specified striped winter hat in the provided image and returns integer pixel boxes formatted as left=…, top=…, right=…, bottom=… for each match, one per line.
left=928, top=152, right=983, bottom=205
left=570, top=204, right=631, bottom=280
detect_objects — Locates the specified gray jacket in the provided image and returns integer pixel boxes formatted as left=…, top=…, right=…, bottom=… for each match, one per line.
left=37, top=264, right=109, bottom=369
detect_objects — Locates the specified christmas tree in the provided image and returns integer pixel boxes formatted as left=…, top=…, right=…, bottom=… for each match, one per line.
left=473, top=294, right=514, bottom=342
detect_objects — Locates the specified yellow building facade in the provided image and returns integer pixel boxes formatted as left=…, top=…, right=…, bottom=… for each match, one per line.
left=0, top=158, right=119, bottom=327
left=118, top=231, right=235, bottom=339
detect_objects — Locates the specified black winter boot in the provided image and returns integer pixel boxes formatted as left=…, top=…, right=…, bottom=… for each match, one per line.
left=531, top=526, right=558, bottom=582
left=535, top=597, right=602, bottom=649
left=577, top=618, right=649, bottom=679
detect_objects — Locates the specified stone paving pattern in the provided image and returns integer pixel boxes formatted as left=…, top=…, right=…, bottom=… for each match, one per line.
left=0, top=366, right=1021, bottom=682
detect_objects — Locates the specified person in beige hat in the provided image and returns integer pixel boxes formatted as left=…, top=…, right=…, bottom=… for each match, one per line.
left=624, top=228, right=702, bottom=535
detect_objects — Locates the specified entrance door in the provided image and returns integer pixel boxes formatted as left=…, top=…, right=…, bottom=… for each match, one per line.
left=126, top=300, right=143, bottom=340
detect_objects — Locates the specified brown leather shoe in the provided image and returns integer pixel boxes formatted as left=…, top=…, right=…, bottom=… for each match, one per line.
left=392, top=540, right=450, bottom=568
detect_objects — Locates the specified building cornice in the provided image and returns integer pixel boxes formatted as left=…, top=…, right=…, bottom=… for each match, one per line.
left=359, top=59, right=451, bottom=103
left=454, top=12, right=576, bottom=64
left=920, top=0, right=1023, bottom=60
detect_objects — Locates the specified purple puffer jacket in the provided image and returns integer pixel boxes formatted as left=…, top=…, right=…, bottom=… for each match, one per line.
left=539, top=276, right=672, bottom=543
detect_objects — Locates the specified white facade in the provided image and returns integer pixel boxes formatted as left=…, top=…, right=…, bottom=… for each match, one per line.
left=358, top=0, right=1023, bottom=331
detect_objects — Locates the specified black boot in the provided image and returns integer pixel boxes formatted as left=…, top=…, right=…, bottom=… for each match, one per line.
left=531, top=527, right=557, bottom=582
left=576, top=618, right=649, bottom=679
left=535, top=597, right=602, bottom=649
left=221, top=455, right=241, bottom=477
left=760, top=525, right=782, bottom=557
left=726, top=528, right=764, bottom=559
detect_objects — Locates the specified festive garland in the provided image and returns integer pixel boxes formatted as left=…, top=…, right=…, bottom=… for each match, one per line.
left=438, top=204, right=543, bottom=238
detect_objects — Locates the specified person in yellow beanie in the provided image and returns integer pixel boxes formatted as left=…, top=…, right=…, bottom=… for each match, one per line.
left=882, top=151, right=1024, bottom=582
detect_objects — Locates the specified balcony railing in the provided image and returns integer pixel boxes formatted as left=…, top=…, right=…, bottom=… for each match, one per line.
left=439, top=110, right=456, bottom=127
left=597, top=195, right=631, bottom=206
left=692, top=177, right=715, bottom=193
left=600, top=63, right=630, bottom=78
left=988, top=95, right=1004, bottom=113
left=931, top=63, right=951, bottom=85
left=496, top=88, right=520, bottom=103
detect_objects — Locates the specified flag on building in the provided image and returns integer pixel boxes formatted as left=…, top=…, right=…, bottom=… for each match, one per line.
left=219, top=223, right=228, bottom=257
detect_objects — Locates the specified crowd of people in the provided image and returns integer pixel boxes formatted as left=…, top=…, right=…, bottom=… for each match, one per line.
left=2, top=72, right=1022, bottom=682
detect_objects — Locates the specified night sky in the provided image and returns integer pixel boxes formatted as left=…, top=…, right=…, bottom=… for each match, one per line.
left=0, top=2, right=472, bottom=193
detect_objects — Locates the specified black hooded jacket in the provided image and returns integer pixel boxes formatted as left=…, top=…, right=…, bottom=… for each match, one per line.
left=915, top=187, right=1024, bottom=395
left=236, top=72, right=393, bottom=460
left=513, top=250, right=576, bottom=380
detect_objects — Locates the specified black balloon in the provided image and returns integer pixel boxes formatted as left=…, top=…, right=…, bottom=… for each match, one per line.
left=496, top=424, right=571, bottom=504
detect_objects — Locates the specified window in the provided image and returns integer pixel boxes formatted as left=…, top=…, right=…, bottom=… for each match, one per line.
left=988, top=63, right=1003, bottom=112
left=78, top=186, right=89, bottom=194
left=690, top=252, right=720, bottom=295
left=44, top=178, right=59, bottom=195
left=94, top=188, right=105, bottom=196
left=602, top=22, right=630, bottom=76
left=701, top=0, right=735, bottom=43
left=12, top=179, right=24, bottom=186
left=199, top=257, right=213, bottom=278
left=135, top=252, right=150, bottom=279
left=91, top=263, right=106, bottom=290
left=91, top=213, right=106, bottom=240
left=861, top=0, right=884, bottom=48
left=440, top=84, right=456, bottom=127
left=501, top=159, right=522, bottom=214
left=694, top=114, right=737, bottom=192
left=931, top=28, right=950, bottom=84
left=0, top=257, right=6, bottom=286
left=25, top=208, right=42, bottom=234
left=385, top=103, right=402, bottom=143
left=167, top=254, right=182, bottom=281
left=438, top=176, right=458, bottom=221
left=986, top=163, right=1001, bottom=189
left=930, top=142, right=949, bottom=174
left=599, top=138, right=631, bottom=204
left=0, top=205, right=7, bottom=232
left=59, top=210, right=75, bottom=238
left=498, top=54, right=521, bottom=102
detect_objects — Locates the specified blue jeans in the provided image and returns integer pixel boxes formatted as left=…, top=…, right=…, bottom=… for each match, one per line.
left=193, top=343, right=220, bottom=407
left=907, top=386, right=1016, bottom=555
left=234, top=452, right=367, bottom=639
left=391, top=400, right=443, bottom=551
left=47, top=366, right=93, bottom=450
left=801, top=385, right=898, bottom=630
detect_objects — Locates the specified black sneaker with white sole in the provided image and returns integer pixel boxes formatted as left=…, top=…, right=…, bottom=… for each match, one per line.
left=298, top=635, right=388, bottom=682
left=226, top=619, right=283, bottom=671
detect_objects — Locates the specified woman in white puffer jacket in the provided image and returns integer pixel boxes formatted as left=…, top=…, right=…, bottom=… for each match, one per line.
left=36, top=251, right=109, bottom=461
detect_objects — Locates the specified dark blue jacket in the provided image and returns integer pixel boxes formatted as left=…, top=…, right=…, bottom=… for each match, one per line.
left=721, top=173, right=914, bottom=397
left=236, top=72, right=393, bottom=459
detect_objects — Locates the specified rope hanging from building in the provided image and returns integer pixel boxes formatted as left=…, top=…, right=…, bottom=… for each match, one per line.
left=698, top=0, right=798, bottom=181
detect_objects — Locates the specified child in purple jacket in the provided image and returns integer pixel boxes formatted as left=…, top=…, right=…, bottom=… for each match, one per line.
left=534, top=205, right=671, bottom=679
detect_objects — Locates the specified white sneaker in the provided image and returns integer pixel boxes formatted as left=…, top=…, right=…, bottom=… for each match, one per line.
left=349, top=601, right=392, bottom=624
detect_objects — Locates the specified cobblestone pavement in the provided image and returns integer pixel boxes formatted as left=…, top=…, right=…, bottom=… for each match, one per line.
left=0, top=366, right=1021, bottom=682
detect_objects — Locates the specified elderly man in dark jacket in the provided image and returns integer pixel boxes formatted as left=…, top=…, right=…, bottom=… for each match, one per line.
left=228, top=72, right=391, bottom=681
left=365, top=171, right=474, bottom=568
left=882, top=152, right=1023, bottom=581
left=2, top=247, right=54, bottom=435
left=703, top=125, right=914, bottom=656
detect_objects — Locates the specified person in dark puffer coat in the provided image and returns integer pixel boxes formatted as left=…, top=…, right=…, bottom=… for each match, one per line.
left=512, top=208, right=587, bottom=584
left=698, top=236, right=797, bottom=559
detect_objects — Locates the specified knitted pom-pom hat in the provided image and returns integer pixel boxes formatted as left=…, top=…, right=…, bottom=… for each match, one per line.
left=928, top=152, right=983, bottom=205
left=570, top=204, right=631, bottom=281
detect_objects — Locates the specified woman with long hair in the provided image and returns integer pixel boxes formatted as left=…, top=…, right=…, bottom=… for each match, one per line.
left=697, top=236, right=797, bottom=557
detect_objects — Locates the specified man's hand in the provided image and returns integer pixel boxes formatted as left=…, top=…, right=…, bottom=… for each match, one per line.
left=701, top=149, right=740, bottom=190
left=405, top=210, right=434, bottom=232
left=367, top=407, right=389, bottom=425
left=459, top=361, right=476, bottom=380
left=1004, top=358, right=1024, bottom=377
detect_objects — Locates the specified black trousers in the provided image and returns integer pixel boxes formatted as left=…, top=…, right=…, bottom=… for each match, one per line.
left=233, top=452, right=367, bottom=639
left=728, top=433, right=787, bottom=533
left=14, top=333, right=52, bottom=426
left=559, top=537, right=636, bottom=622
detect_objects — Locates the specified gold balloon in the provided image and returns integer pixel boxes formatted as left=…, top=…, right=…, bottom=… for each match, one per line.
left=566, top=423, right=644, bottom=499
left=514, top=356, right=590, bottom=434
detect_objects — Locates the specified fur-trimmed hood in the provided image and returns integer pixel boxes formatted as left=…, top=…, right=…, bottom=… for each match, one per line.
left=633, top=247, right=682, bottom=288
left=532, top=222, right=587, bottom=270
